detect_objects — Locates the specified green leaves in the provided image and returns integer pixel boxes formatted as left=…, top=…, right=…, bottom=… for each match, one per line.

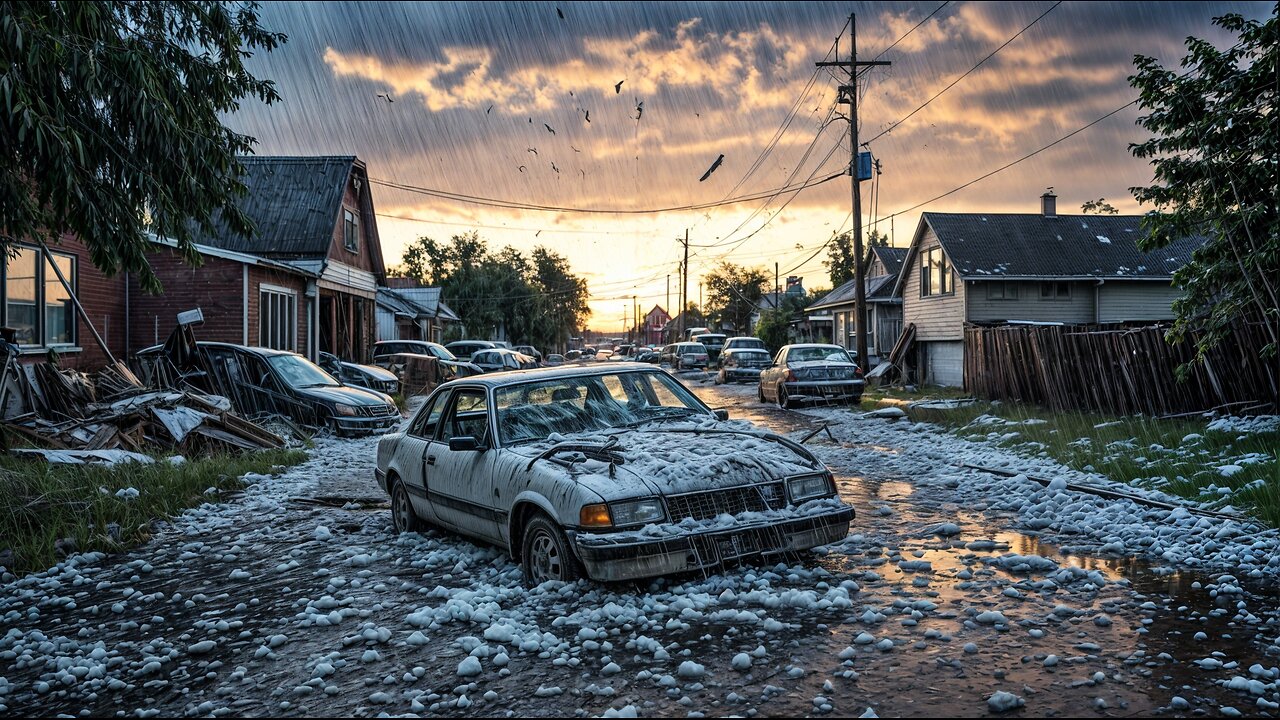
left=1128, top=7, right=1278, bottom=364
left=0, top=1, right=285, bottom=291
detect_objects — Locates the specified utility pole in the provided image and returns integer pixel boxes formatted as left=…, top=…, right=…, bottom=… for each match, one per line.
left=680, top=229, right=689, bottom=340
left=774, top=262, right=779, bottom=309
left=817, top=13, right=889, bottom=372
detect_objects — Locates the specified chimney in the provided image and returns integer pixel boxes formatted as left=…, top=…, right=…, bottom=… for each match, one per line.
left=1041, top=188, right=1057, bottom=218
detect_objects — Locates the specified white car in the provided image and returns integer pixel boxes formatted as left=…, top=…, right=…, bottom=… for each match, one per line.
left=375, top=364, right=854, bottom=584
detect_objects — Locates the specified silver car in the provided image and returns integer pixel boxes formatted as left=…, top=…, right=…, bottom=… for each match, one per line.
left=715, top=348, right=772, bottom=384
left=758, top=344, right=865, bottom=409
left=375, top=364, right=854, bottom=584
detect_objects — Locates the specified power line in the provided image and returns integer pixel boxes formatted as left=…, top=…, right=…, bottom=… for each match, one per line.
left=864, top=0, right=1062, bottom=146
left=868, top=1, right=951, bottom=60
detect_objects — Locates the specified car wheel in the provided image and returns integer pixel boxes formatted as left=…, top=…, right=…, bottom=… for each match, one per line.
left=391, top=481, right=427, bottom=534
left=757, top=383, right=766, bottom=403
left=522, top=514, right=582, bottom=585
left=777, top=384, right=795, bottom=410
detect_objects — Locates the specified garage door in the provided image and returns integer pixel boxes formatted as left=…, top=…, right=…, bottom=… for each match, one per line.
left=925, top=341, right=964, bottom=387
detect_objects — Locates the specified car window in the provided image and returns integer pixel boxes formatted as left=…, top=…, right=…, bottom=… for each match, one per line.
left=787, top=346, right=853, bottom=364
left=409, top=391, right=448, bottom=438
left=439, top=389, right=490, bottom=444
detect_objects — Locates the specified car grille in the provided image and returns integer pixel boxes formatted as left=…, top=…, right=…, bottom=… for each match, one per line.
left=665, top=482, right=786, bottom=521
left=357, top=404, right=397, bottom=417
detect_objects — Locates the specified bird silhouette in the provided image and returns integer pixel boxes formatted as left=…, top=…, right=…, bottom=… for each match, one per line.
left=376, top=92, right=395, bottom=103
left=527, top=147, right=538, bottom=155
left=556, top=7, right=564, bottom=19
left=486, top=105, right=493, bottom=115
left=544, top=123, right=556, bottom=135
left=584, top=110, right=591, bottom=123
left=571, top=145, right=581, bottom=153
left=614, top=80, right=624, bottom=94
left=551, top=162, right=560, bottom=173
left=699, top=154, right=724, bottom=182
left=518, top=165, right=527, bottom=172
left=634, top=100, right=644, bottom=121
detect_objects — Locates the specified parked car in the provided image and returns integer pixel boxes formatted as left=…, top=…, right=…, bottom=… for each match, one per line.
left=634, top=349, right=662, bottom=364
left=758, top=344, right=864, bottom=409
left=661, top=342, right=709, bottom=370
left=371, top=340, right=481, bottom=382
left=715, top=348, right=772, bottom=385
left=564, top=350, right=582, bottom=362
left=513, top=345, right=543, bottom=363
left=724, top=336, right=768, bottom=353
left=545, top=354, right=566, bottom=366
left=318, top=351, right=401, bottom=396
left=446, top=340, right=499, bottom=361
left=691, top=333, right=727, bottom=364
left=375, top=363, right=854, bottom=583
left=471, top=348, right=540, bottom=373
left=136, top=342, right=399, bottom=435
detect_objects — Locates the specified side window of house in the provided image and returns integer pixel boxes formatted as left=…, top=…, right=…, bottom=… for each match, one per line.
left=259, top=286, right=297, bottom=351
left=920, top=247, right=953, bottom=297
left=343, top=209, right=359, bottom=253
left=1039, top=282, right=1070, bottom=300
left=988, top=282, right=1019, bottom=300
left=3, top=246, right=77, bottom=348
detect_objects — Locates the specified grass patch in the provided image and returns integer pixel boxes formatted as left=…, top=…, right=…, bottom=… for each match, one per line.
left=0, top=448, right=308, bottom=575
left=906, top=402, right=1280, bottom=528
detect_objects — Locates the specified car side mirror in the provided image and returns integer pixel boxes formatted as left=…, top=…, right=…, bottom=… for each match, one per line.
left=449, top=436, right=484, bottom=452
left=713, top=409, right=729, bottom=421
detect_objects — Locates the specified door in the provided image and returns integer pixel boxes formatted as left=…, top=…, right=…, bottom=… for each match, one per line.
left=395, top=390, right=448, bottom=521
left=428, top=388, right=503, bottom=542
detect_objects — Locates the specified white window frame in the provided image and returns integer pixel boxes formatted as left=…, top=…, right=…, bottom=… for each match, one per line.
left=3, top=245, right=78, bottom=349
left=258, top=284, right=298, bottom=352
left=343, top=208, right=359, bottom=254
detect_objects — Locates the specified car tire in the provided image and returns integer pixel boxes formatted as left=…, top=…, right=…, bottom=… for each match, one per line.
left=521, top=514, right=583, bottom=585
left=390, top=481, right=427, bottom=534
left=757, top=384, right=766, bottom=403
left=777, top=384, right=795, bottom=410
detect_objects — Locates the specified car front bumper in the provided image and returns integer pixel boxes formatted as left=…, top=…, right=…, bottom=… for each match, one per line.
left=784, top=379, right=865, bottom=399
left=570, top=504, right=854, bottom=582
left=333, top=414, right=400, bottom=434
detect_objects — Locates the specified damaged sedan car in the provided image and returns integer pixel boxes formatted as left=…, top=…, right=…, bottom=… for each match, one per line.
left=375, top=364, right=853, bottom=583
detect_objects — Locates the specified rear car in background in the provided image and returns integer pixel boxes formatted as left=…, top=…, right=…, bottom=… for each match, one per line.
left=724, top=336, right=768, bottom=353
left=513, top=345, right=544, bottom=363
left=471, top=348, right=541, bottom=373
left=716, top=348, right=772, bottom=385
left=758, top=344, right=864, bottom=409
left=318, top=351, right=400, bottom=396
left=445, top=340, right=499, bottom=361
left=665, top=342, right=709, bottom=371
left=371, top=340, right=481, bottom=382
left=691, top=333, right=726, bottom=365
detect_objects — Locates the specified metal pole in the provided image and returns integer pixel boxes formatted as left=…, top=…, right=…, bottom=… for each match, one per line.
left=38, top=241, right=116, bottom=365
left=849, top=13, right=869, bottom=372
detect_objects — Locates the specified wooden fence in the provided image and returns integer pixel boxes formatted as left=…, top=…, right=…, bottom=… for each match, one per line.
left=963, top=320, right=1277, bottom=416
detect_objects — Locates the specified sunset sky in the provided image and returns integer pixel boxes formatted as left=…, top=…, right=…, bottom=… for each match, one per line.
left=225, top=1, right=1269, bottom=332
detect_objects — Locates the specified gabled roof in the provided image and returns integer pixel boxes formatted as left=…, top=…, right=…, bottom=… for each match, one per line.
left=808, top=268, right=903, bottom=311
left=194, top=157, right=385, bottom=272
left=892, top=212, right=1206, bottom=296
left=376, top=286, right=458, bottom=322
left=871, top=246, right=908, bottom=279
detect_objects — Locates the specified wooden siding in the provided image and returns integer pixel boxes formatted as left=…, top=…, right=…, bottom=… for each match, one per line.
left=967, top=281, right=1096, bottom=324
left=327, top=165, right=379, bottom=274
left=1097, top=281, right=1181, bottom=323
left=902, top=228, right=966, bottom=341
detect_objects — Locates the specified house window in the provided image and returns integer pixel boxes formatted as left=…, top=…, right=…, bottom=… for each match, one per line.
left=343, top=209, right=359, bottom=253
left=259, top=285, right=297, bottom=351
left=920, top=246, right=953, bottom=297
left=3, top=246, right=76, bottom=348
left=987, top=282, right=1019, bottom=300
left=1039, top=282, right=1071, bottom=300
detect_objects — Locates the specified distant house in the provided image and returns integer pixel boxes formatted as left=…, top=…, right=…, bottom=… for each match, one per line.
left=895, top=192, right=1205, bottom=387
left=375, top=282, right=460, bottom=343
left=641, top=305, right=671, bottom=345
left=807, top=246, right=908, bottom=366
left=135, top=156, right=387, bottom=364
left=749, top=275, right=806, bottom=333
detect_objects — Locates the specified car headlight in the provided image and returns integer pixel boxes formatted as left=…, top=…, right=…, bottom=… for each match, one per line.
left=334, top=403, right=358, bottom=417
left=609, top=498, right=666, bottom=526
left=787, top=473, right=834, bottom=502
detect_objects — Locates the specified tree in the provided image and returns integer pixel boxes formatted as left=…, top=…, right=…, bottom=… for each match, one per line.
left=1080, top=198, right=1119, bottom=215
left=703, top=262, right=770, bottom=335
left=823, top=232, right=855, bottom=288
left=1129, top=8, right=1278, bottom=361
left=0, top=2, right=286, bottom=291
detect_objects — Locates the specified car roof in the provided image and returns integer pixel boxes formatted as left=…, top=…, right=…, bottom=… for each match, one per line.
left=194, top=341, right=298, bottom=358
left=783, top=343, right=844, bottom=350
left=442, top=362, right=668, bottom=389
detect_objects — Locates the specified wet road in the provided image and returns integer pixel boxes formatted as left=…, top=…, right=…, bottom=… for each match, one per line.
left=1, top=377, right=1277, bottom=717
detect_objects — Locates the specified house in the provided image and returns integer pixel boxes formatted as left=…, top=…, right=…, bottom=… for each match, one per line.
left=136, top=156, right=387, bottom=364
left=895, top=192, right=1205, bottom=387
left=0, top=233, right=129, bottom=372
left=375, top=282, right=460, bottom=343
left=807, top=246, right=908, bottom=365
left=749, top=276, right=806, bottom=333
left=641, top=305, right=671, bottom=346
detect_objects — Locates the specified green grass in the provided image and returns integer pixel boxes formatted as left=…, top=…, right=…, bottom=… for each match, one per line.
left=903, top=401, right=1280, bottom=528
left=0, top=448, right=308, bottom=575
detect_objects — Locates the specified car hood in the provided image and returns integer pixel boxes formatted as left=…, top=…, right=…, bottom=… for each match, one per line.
left=511, top=422, right=823, bottom=500
left=341, top=362, right=398, bottom=382
left=295, top=384, right=391, bottom=406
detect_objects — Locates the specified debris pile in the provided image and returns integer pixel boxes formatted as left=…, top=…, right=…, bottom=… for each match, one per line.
left=1, top=351, right=287, bottom=461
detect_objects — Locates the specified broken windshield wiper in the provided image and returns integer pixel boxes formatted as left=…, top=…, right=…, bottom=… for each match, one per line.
left=525, top=436, right=626, bottom=476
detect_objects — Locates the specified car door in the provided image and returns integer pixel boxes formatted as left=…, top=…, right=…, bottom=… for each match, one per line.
left=760, top=348, right=787, bottom=400
left=428, top=387, right=503, bottom=543
left=395, top=390, right=449, bottom=522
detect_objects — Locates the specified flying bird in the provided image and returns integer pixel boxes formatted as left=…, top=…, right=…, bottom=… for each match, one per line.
left=584, top=110, right=591, bottom=123
left=544, top=123, right=556, bottom=135
left=551, top=162, right=560, bottom=173
left=634, top=100, right=644, bottom=121
left=614, top=80, right=624, bottom=94
left=486, top=105, right=493, bottom=115
left=556, top=7, right=564, bottom=19
left=376, top=92, right=395, bottom=103
left=527, top=147, right=538, bottom=155
left=570, top=145, right=581, bottom=153
left=699, top=154, right=725, bottom=182
left=536, top=230, right=543, bottom=237
left=518, top=165, right=527, bottom=172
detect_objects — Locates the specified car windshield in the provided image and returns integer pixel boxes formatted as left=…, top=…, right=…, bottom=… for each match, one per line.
left=268, top=354, right=341, bottom=388
left=426, top=344, right=456, bottom=361
left=788, top=346, right=854, bottom=364
left=730, top=338, right=766, bottom=350
left=495, top=370, right=708, bottom=444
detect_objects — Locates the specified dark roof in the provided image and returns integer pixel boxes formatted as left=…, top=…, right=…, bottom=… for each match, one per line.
left=195, top=156, right=357, bottom=256
left=871, top=246, right=908, bottom=278
left=923, top=213, right=1205, bottom=280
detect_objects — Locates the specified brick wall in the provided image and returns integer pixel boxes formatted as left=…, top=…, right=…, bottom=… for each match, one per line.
left=129, top=247, right=245, bottom=352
